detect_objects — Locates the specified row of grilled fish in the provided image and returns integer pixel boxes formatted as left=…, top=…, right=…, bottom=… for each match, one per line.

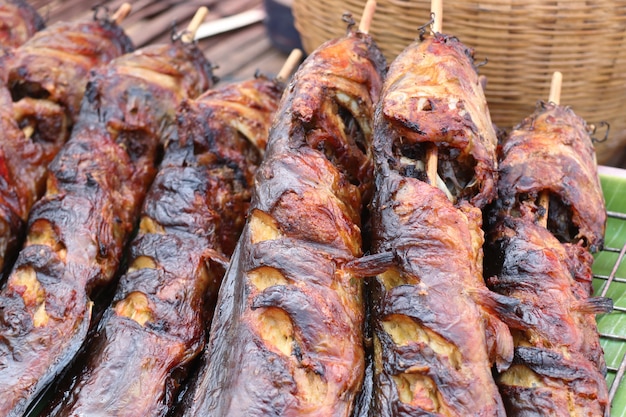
left=0, top=1, right=611, bottom=416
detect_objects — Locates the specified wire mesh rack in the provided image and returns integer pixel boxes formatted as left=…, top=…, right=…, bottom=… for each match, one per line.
left=594, top=205, right=626, bottom=415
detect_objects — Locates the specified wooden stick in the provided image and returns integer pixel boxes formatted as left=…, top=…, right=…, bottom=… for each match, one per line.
left=549, top=71, right=562, bottom=105
left=431, top=0, right=442, bottom=33
left=111, top=3, right=132, bottom=24
left=538, top=71, right=562, bottom=228
left=425, top=145, right=438, bottom=187
left=275, top=49, right=303, bottom=84
left=424, top=0, right=442, bottom=187
left=359, top=0, right=377, bottom=33
left=181, top=7, right=209, bottom=43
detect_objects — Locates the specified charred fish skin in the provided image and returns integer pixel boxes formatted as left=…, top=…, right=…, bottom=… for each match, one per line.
left=2, top=16, right=134, bottom=123
left=0, top=14, right=134, bottom=274
left=367, top=178, right=509, bottom=417
left=365, top=31, right=511, bottom=416
left=380, top=32, right=498, bottom=209
left=0, top=39, right=213, bottom=417
left=43, top=75, right=283, bottom=417
left=484, top=218, right=610, bottom=417
left=178, top=29, right=386, bottom=417
left=0, top=0, right=45, bottom=48
left=491, top=101, right=606, bottom=253
left=483, top=94, right=610, bottom=414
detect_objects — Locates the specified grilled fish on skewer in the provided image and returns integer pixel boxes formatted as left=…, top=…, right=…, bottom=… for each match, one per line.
left=379, top=32, right=498, bottom=208
left=352, top=28, right=510, bottom=416
left=489, top=101, right=606, bottom=253
left=0, top=33, right=213, bottom=417
left=44, top=74, right=283, bottom=417
left=178, top=22, right=385, bottom=417
left=484, top=95, right=611, bottom=416
left=0, top=9, right=133, bottom=273
left=365, top=181, right=510, bottom=416
left=0, top=0, right=44, bottom=48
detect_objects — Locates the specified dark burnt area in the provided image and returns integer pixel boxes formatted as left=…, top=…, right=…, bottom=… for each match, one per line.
left=496, top=191, right=583, bottom=247
left=438, top=145, right=476, bottom=200
left=391, top=139, right=477, bottom=202
left=392, top=139, right=428, bottom=181
left=338, top=104, right=367, bottom=155
left=308, top=99, right=367, bottom=189
left=10, top=80, right=50, bottom=102
left=114, top=129, right=158, bottom=164
left=17, top=112, right=66, bottom=147
left=483, top=236, right=507, bottom=284
left=546, top=194, right=582, bottom=247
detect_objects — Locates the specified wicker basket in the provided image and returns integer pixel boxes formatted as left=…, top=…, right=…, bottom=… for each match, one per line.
left=292, top=0, right=626, bottom=164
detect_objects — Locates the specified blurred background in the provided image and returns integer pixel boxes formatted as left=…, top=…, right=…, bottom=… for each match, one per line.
left=30, top=0, right=626, bottom=168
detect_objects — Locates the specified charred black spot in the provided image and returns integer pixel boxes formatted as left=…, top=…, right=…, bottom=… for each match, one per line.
left=116, top=129, right=155, bottom=164
left=338, top=101, right=367, bottom=157
left=85, top=173, right=98, bottom=188
left=546, top=194, right=581, bottom=246
left=392, top=139, right=428, bottom=180
left=438, top=145, right=477, bottom=200
left=306, top=100, right=367, bottom=188
left=10, top=81, right=50, bottom=102
left=483, top=237, right=507, bottom=284
left=401, top=164, right=428, bottom=181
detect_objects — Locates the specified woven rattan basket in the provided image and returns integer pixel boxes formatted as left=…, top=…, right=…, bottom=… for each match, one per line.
left=292, top=0, right=626, bottom=164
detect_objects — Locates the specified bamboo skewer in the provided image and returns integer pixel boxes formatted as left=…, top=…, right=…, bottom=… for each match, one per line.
left=425, top=0, right=442, bottom=187
left=181, top=6, right=209, bottom=43
left=359, top=0, right=377, bottom=33
left=549, top=71, right=563, bottom=106
left=431, top=0, right=442, bottom=33
left=275, top=48, right=304, bottom=84
left=538, top=71, right=562, bottom=228
left=111, top=3, right=132, bottom=24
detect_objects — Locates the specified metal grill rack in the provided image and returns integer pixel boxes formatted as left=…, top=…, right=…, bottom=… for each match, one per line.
left=595, top=208, right=626, bottom=413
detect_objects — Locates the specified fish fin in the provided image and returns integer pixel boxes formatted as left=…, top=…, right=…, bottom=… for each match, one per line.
left=203, top=248, right=230, bottom=269
left=481, top=302, right=514, bottom=372
left=469, top=287, right=516, bottom=371
left=343, top=251, right=394, bottom=277
left=574, top=297, right=613, bottom=315
left=470, top=287, right=527, bottom=329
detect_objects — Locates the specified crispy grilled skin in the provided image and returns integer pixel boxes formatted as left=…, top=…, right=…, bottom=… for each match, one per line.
left=0, top=16, right=133, bottom=273
left=484, top=218, right=610, bottom=417
left=484, top=101, right=610, bottom=416
left=2, top=17, right=134, bottom=122
left=367, top=173, right=510, bottom=416
left=177, top=29, right=385, bottom=417
left=491, top=101, right=606, bottom=252
left=360, top=32, right=510, bottom=417
left=0, top=40, right=213, bottom=417
left=379, top=33, right=498, bottom=208
left=44, top=75, right=282, bottom=417
left=0, top=0, right=44, bottom=48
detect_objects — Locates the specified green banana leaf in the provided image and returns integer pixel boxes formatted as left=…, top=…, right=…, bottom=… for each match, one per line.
left=594, top=166, right=626, bottom=416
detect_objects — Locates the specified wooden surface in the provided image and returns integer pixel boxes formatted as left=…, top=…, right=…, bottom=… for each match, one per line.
left=30, top=0, right=293, bottom=84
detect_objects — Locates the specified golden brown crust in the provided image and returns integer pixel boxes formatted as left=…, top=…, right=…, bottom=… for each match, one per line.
left=494, top=101, right=606, bottom=252
left=0, top=17, right=133, bottom=273
left=0, top=40, right=213, bottom=417
left=379, top=33, right=498, bottom=208
left=0, top=0, right=44, bottom=48
left=44, top=76, right=282, bottom=417
left=2, top=18, right=134, bottom=121
left=367, top=178, right=510, bottom=416
left=484, top=218, right=610, bottom=417
left=177, top=30, right=385, bottom=417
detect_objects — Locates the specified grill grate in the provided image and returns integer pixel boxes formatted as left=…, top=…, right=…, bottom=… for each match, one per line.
left=594, top=209, right=626, bottom=411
